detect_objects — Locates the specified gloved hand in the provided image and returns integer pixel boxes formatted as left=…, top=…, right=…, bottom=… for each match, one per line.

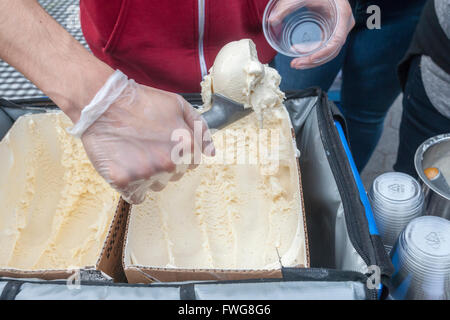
left=68, top=70, right=215, bottom=204
left=269, top=0, right=355, bottom=69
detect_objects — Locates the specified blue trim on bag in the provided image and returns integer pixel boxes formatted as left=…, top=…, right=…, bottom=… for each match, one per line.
left=328, top=91, right=341, bottom=103
left=335, top=121, right=383, bottom=299
left=334, top=121, right=379, bottom=236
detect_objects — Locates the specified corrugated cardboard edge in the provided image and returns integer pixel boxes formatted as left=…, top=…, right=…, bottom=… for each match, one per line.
left=122, top=126, right=310, bottom=284
left=0, top=198, right=130, bottom=282
left=96, top=198, right=130, bottom=282
left=125, top=266, right=287, bottom=284
left=291, top=128, right=310, bottom=269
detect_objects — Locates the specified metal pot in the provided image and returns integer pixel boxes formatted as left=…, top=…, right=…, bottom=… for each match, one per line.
left=415, top=134, right=450, bottom=220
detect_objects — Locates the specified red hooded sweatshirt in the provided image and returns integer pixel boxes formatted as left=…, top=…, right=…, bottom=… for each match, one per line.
left=80, top=0, right=276, bottom=93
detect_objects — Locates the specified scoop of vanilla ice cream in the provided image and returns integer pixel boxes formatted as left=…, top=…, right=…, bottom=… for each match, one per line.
left=201, top=39, right=285, bottom=118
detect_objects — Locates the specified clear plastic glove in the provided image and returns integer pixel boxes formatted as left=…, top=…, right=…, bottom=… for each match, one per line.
left=68, top=70, right=215, bottom=204
left=269, top=0, right=355, bottom=69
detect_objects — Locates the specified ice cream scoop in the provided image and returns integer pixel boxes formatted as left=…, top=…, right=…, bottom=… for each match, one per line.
left=201, top=93, right=252, bottom=130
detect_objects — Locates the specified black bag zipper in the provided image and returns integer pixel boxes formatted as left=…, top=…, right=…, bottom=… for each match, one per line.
left=316, top=97, right=379, bottom=256
left=315, top=94, right=380, bottom=300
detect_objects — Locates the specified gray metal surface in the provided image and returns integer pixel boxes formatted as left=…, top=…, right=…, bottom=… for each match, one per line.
left=0, top=0, right=88, bottom=100
left=415, top=133, right=450, bottom=220
left=202, top=94, right=252, bottom=130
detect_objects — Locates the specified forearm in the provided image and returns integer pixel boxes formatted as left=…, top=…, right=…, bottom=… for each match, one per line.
left=0, top=0, right=114, bottom=122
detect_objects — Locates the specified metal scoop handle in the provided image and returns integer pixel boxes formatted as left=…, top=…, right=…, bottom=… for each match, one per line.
left=202, top=94, right=252, bottom=130
left=424, top=167, right=450, bottom=195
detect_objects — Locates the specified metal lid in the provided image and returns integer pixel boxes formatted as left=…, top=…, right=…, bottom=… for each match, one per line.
left=415, top=133, right=450, bottom=200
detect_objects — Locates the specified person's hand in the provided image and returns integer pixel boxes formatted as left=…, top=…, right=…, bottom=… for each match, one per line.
left=68, top=71, right=215, bottom=204
left=0, top=0, right=216, bottom=204
left=269, top=0, right=355, bottom=69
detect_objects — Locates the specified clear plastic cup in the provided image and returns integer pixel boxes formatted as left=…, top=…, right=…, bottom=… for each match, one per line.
left=263, top=0, right=339, bottom=59
left=389, top=216, right=450, bottom=300
left=368, top=172, right=425, bottom=253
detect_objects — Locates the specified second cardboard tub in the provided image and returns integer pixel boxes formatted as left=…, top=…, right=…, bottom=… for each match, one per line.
left=122, top=108, right=310, bottom=283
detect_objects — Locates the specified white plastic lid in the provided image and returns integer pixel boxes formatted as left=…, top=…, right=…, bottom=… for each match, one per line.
left=404, top=216, right=450, bottom=258
left=374, top=172, right=421, bottom=202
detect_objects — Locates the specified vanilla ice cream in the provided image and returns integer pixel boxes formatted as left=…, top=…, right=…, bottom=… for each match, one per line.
left=0, top=112, right=120, bottom=270
left=125, top=40, right=306, bottom=271
left=201, top=39, right=285, bottom=120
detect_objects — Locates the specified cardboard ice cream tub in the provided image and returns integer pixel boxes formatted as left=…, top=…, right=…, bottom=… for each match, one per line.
left=0, top=200, right=130, bottom=282
left=122, top=106, right=310, bottom=284
left=0, top=112, right=130, bottom=282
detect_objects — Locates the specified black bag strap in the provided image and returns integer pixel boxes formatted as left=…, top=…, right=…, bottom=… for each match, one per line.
left=0, top=280, right=23, bottom=300
left=316, top=92, right=394, bottom=281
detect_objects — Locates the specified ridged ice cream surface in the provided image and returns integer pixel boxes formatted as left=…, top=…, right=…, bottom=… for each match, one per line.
left=0, top=112, right=120, bottom=270
left=126, top=39, right=306, bottom=270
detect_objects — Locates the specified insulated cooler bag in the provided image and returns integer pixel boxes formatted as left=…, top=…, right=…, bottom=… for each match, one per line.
left=0, top=89, right=394, bottom=300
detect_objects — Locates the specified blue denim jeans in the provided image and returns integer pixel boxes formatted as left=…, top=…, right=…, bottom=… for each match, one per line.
left=394, top=56, right=450, bottom=177
left=271, top=0, right=426, bottom=172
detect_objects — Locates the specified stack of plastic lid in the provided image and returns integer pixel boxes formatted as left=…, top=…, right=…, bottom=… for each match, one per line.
left=368, top=172, right=425, bottom=253
left=389, top=216, right=450, bottom=300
